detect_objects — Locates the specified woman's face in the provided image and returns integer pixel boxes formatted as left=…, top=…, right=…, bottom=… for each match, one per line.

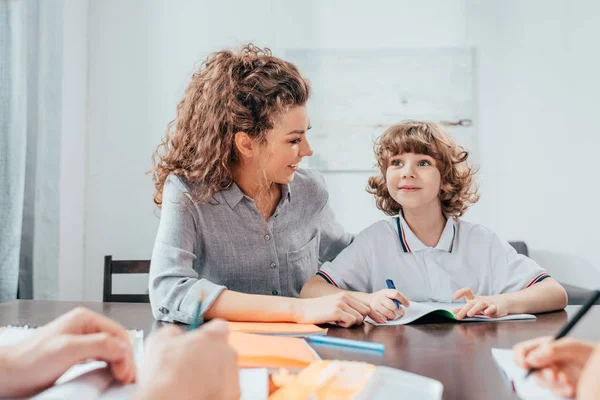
left=261, top=106, right=313, bottom=184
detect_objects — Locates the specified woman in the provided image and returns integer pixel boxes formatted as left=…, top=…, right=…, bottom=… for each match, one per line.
left=149, top=44, right=369, bottom=326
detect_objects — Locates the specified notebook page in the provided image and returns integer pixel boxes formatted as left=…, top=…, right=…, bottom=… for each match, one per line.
left=491, top=348, right=566, bottom=400
left=366, top=302, right=536, bottom=325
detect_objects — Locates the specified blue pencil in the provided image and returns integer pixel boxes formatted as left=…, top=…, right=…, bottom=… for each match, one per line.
left=305, top=335, right=385, bottom=352
left=188, top=292, right=205, bottom=331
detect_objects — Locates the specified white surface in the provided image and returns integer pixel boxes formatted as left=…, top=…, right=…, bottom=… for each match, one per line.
left=492, top=348, right=566, bottom=400
left=286, top=48, right=475, bottom=171
left=465, top=0, right=600, bottom=289
left=357, top=365, right=444, bottom=400
left=365, top=302, right=536, bottom=325
left=239, top=369, right=269, bottom=400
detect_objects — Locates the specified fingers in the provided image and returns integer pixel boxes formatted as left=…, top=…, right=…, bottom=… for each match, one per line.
left=54, top=307, right=130, bottom=343
left=467, top=300, right=488, bottom=317
left=369, top=310, right=389, bottom=324
left=454, top=299, right=478, bottom=320
left=513, top=336, right=552, bottom=368
left=335, top=309, right=360, bottom=328
left=535, top=365, right=578, bottom=398
left=483, top=304, right=498, bottom=317
left=526, top=338, right=595, bottom=368
left=60, top=333, right=136, bottom=384
left=344, top=295, right=371, bottom=317
left=194, top=319, right=230, bottom=342
left=146, top=325, right=182, bottom=352
left=340, top=302, right=365, bottom=325
left=453, top=287, right=475, bottom=301
left=385, top=290, right=410, bottom=307
left=378, top=297, right=403, bottom=320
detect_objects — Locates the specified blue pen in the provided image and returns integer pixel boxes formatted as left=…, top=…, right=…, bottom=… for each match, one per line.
left=305, top=335, right=385, bottom=353
left=386, top=279, right=402, bottom=309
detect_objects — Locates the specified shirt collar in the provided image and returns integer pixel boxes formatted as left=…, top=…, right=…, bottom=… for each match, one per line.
left=221, top=182, right=245, bottom=209
left=281, top=183, right=292, bottom=203
left=221, top=182, right=292, bottom=209
left=396, top=213, right=457, bottom=253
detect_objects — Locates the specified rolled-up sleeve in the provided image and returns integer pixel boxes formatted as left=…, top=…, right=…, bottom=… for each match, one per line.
left=149, top=178, right=226, bottom=323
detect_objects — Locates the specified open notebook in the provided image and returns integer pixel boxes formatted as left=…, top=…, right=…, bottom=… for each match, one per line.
left=0, top=326, right=268, bottom=400
left=365, top=302, right=536, bottom=325
left=492, top=348, right=566, bottom=400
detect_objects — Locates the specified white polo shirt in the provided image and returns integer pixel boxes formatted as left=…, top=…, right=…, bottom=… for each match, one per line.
left=317, top=214, right=550, bottom=302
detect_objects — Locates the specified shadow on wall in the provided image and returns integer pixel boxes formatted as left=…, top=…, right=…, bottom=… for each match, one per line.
left=530, top=250, right=600, bottom=290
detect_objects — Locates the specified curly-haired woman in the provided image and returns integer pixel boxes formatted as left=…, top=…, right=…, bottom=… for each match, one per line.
left=301, top=121, right=567, bottom=323
left=149, top=44, right=370, bottom=326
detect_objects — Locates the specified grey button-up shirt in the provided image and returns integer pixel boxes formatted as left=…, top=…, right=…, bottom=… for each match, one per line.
left=149, top=169, right=353, bottom=323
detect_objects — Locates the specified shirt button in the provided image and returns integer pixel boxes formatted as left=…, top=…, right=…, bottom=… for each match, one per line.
left=272, top=289, right=279, bottom=295
left=265, top=234, right=271, bottom=241
left=270, top=262, right=277, bottom=269
left=159, top=307, right=169, bottom=314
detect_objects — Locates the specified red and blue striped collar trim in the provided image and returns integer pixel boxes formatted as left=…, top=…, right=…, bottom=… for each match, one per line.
left=396, top=216, right=412, bottom=253
left=396, top=215, right=456, bottom=253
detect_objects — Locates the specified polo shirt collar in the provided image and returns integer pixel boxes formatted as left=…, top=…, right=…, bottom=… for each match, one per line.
left=397, top=213, right=457, bottom=253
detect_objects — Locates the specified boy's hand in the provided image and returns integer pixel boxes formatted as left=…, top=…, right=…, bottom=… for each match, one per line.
left=452, top=288, right=509, bottom=320
left=367, top=289, right=409, bottom=323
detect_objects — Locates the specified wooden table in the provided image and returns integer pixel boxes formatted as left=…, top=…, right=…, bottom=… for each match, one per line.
left=1, top=301, right=599, bottom=400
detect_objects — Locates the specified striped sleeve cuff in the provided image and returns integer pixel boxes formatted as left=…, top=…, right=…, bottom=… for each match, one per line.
left=526, top=272, right=551, bottom=288
left=316, top=271, right=339, bottom=288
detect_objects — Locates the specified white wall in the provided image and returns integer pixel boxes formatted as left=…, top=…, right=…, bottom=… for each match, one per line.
left=77, top=0, right=600, bottom=300
left=311, top=1, right=470, bottom=234
left=58, top=0, right=88, bottom=300
left=82, top=0, right=468, bottom=299
left=466, top=0, right=600, bottom=288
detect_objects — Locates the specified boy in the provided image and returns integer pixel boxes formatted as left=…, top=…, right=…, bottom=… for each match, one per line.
left=301, top=121, right=567, bottom=323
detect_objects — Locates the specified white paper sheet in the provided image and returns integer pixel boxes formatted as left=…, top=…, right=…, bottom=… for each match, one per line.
left=491, top=348, right=569, bottom=400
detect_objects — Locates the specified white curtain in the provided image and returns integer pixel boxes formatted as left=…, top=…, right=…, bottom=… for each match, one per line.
left=0, top=0, right=63, bottom=301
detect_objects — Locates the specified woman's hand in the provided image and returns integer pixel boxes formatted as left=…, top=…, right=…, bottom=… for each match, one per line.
left=296, top=292, right=371, bottom=327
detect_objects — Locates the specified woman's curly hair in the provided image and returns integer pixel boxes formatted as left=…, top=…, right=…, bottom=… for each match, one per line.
left=151, top=44, right=310, bottom=206
left=367, top=121, right=479, bottom=218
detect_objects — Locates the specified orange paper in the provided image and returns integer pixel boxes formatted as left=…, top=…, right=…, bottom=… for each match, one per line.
left=229, top=331, right=319, bottom=369
left=227, top=322, right=327, bottom=336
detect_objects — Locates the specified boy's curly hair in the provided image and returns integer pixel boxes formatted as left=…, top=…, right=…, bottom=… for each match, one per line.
left=367, top=121, right=479, bottom=218
left=151, top=44, right=310, bottom=206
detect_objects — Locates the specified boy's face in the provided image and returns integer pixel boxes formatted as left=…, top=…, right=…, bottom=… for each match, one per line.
left=386, top=152, right=441, bottom=212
